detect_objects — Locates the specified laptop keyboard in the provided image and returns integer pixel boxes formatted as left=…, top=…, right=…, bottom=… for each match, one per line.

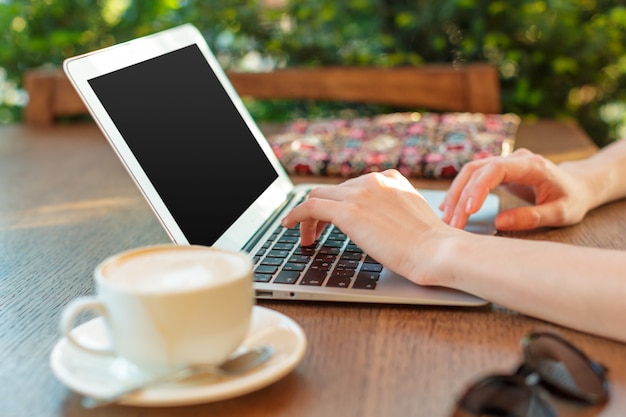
left=253, top=223, right=383, bottom=290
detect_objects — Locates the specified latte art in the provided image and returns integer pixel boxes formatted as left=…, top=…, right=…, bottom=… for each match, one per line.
left=101, top=246, right=251, bottom=293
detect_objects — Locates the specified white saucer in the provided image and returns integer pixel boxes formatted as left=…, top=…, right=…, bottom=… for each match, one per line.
left=50, top=305, right=307, bottom=407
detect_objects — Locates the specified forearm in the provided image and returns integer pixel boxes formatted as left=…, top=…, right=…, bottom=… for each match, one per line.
left=435, top=234, right=626, bottom=343
left=562, top=138, right=626, bottom=210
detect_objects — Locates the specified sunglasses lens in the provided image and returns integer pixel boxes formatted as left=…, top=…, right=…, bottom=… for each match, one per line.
left=455, top=375, right=555, bottom=417
left=523, top=332, right=608, bottom=404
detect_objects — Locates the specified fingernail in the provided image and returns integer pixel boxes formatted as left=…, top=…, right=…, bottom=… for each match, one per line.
left=465, top=197, right=473, bottom=213
left=450, top=215, right=459, bottom=228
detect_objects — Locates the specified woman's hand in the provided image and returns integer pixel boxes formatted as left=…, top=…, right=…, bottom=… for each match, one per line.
left=281, top=169, right=461, bottom=286
left=440, top=148, right=594, bottom=231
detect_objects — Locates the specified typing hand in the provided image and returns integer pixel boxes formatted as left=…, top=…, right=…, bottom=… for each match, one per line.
left=440, top=148, right=592, bottom=231
left=281, top=169, right=460, bottom=286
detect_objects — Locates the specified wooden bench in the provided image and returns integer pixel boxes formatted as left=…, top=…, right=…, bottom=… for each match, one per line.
left=23, top=64, right=501, bottom=125
left=227, top=65, right=501, bottom=113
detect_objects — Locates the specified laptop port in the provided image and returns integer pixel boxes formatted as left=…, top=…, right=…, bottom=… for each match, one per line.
left=255, top=289, right=273, bottom=298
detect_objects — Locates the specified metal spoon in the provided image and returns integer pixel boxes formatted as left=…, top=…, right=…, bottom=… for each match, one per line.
left=81, top=345, right=273, bottom=408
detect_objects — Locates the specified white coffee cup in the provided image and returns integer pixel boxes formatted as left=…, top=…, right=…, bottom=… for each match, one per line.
left=61, top=244, right=254, bottom=374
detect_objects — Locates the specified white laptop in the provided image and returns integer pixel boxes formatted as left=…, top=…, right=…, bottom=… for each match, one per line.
left=63, top=23, right=498, bottom=307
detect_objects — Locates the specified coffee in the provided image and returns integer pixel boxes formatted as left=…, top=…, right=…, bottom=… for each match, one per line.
left=101, top=246, right=249, bottom=293
left=61, top=244, right=254, bottom=373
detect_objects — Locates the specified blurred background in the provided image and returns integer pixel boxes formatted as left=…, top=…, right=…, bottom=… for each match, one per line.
left=1, top=0, right=625, bottom=147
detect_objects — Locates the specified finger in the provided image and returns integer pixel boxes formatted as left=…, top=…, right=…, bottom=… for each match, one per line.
left=494, top=208, right=540, bottom=231
left=283, top=179, right=371, bottom=245
left=448, top=153, right=553, bottom=228
left=455, top=161, right=504, bottom=217
left=494, top=201, right=566, bottom=231
left=441, top=156, right=498, bottom=223
left=297, top=219, right=328, bottom=246
left=441, top=160, right=483, bottom=215
left=443, top=148, right=535, bottom=215
left=447, top=161, right=506, bottom=228
left=281, top=196, right=341, bottom=244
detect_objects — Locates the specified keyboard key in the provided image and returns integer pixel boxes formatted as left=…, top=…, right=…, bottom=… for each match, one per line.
left=318, top=246, right=340, bottom=255
left=255, top=264, right=278, bottom=275
left=254, top=273, right=273, bottom=283
left=289, top=254, right=311, bottom=263
left=266, top=249, right=290, bottom=258
left=341, top=252, right=362, bottom=260
left=336, top=259, right=359, bottom=269
left=274, top=270, right=300, bottom=284
left=283, top=262, right=306, bottom=272
left=361, top=262, right=383, bottom=272
left=344, top=243, right=363, bottom=253
left=278, top=235, right=299, bottom=244
left=294, top=246, right=316, bottom=256
left=261, top=257, right=284, bottom=266
left=283, top=228, right=301, bottom=237
left=353, top=272, right=378, bottom=289
left=315, top=253, right=337, bottom=262
left=326, top=275, right=352, bottom=288
left=273, top=242, right=294, bottom=251
left=331, top=268, right=355, bottom=277
left=253, top=222, right=382, bottom=291
left=356, top=270, right=380, bottom=280
left=322, top=240, right=343, bottom=248
left=310, top=260, right=333, bottom=271
left=300, top=269, right=326, bottom=286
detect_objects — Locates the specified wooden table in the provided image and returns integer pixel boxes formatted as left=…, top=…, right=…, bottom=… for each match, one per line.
left=2, top=120, right=625, bottom=417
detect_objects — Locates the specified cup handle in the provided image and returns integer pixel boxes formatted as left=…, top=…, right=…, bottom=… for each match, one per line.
left=61, top=296, right=115, bottom=356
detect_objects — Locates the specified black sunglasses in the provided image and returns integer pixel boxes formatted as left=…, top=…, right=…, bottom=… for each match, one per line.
left=451, top=331, right=610, bottom=417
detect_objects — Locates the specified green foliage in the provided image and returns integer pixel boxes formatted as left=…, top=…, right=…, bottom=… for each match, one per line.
left=2, top=0, right=626, bottom=146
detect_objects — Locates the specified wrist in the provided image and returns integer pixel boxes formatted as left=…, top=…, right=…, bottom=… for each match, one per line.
left=560, top=158, right=612, bottom=212
left=417, top=228, right=473, bottom=288
left=560, top=139, right=626, bottom=209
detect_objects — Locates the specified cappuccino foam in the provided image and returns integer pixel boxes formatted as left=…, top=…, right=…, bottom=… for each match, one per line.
left=101, top=246, right=251, bottom=293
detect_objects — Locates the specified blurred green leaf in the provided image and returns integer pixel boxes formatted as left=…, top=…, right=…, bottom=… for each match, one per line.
left=2, top=0, right=625, bottom=146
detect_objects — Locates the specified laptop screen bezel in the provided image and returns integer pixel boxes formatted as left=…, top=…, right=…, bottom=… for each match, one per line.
left=63, top=23, right=295, bottom=250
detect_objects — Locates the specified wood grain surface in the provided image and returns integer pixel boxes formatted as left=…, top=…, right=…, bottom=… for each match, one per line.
left=1, top=121, right=624, bottom=417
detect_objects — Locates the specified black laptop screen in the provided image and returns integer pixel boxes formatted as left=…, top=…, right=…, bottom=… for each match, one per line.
left=88, top=44, right=278, bottom=246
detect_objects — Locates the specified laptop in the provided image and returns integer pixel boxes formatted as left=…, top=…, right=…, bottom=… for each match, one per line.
left=63, top=23, right=498, bottom=307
